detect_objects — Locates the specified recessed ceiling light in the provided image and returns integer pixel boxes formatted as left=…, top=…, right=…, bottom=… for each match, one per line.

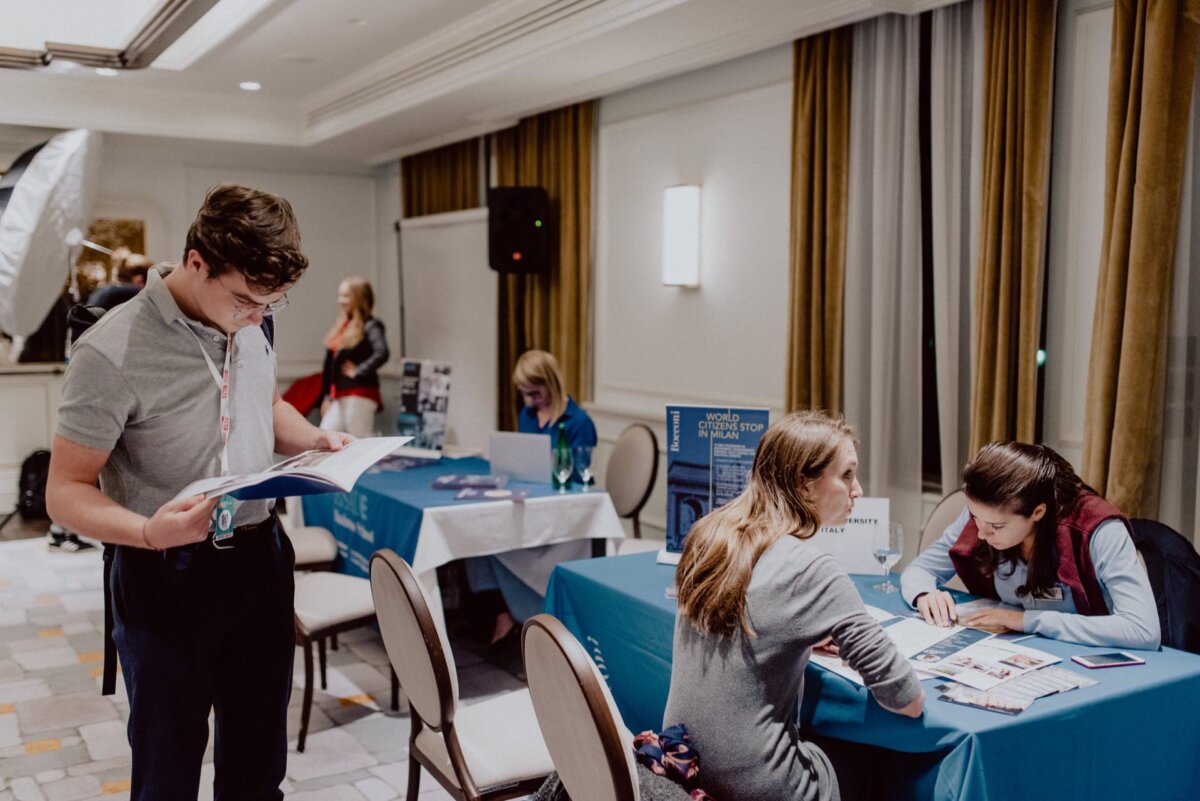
left=95, top=67, right=119, bottom=77
left=239, top=81, right=262, bottom=92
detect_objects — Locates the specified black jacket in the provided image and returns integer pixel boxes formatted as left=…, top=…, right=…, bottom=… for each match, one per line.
left=321, top=317, right=389, bottom=398
left=1130, top=518, right=1200, bottom=654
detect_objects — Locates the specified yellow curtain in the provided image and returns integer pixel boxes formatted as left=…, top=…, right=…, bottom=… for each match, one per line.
left=968, top=0, right=1058, bottom=454
left=1081, top=0, right=1200, bottom=515
left=401, top=138, right=481, bottom=218
left=785, top=29, right=853, bottom=413
left=492, top=102, right=595, bottom=431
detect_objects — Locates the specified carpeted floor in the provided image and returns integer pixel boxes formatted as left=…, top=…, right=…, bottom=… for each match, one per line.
left=0, top=533, right=529, bottom=801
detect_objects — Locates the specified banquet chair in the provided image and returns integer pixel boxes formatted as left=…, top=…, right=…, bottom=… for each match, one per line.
left=370, top=548, right=553, bottom=801
left=606, top=424, right=658, bottom=540
left=919, top=489, right=966, bottom=552
left=1129, top=518, right=1200, bottom=654
left=280, top=499, right=339, bottom=571
left=522, top=614, right=639, bottom=801
left=293, top=571, right=398, bottom=752
left=919, top=489, right=967, bottom=592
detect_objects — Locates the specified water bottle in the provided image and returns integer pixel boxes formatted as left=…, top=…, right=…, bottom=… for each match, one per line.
left=552, top=422, right=570, bottom=490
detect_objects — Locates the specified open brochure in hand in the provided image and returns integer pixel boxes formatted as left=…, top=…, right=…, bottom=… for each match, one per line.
left=174, top=436, right=412, bottom=501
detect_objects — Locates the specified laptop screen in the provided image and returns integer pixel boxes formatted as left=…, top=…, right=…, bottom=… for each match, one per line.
left=488, top=432, right=552, bottom=483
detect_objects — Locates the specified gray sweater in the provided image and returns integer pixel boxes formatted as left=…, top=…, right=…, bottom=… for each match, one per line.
left=664, top=535, right=922, bottom=801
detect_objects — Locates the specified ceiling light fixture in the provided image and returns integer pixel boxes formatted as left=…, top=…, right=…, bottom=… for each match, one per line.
left=1, top=0, right=225, bottom=71
left=154, top=0, right=276, bottom=71
left=44, top=0, right=223, bottom=70
left=239, top=81, right=262, bottom=92
left=95, top=67, right=119, bottom=77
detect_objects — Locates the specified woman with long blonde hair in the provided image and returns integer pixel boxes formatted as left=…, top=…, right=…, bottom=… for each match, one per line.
left=318, top=277, right=389, bottom=438
left=665, top=410, right=923, bottom=801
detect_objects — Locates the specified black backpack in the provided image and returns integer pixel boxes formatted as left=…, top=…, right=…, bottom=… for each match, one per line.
left=17, top=449, right=51, bottom=521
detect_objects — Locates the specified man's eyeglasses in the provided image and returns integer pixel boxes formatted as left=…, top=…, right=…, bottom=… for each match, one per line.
left=216, top=274, right=290, bottom=319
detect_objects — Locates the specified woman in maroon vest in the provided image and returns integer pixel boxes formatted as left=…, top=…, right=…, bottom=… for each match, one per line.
left=900, top=442, right=1160, bottom=649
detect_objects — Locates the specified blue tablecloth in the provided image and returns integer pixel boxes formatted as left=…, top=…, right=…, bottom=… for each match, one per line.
left=300, top=456, right=566, bottom=576
left=545, top=552, right=1200, bottom=801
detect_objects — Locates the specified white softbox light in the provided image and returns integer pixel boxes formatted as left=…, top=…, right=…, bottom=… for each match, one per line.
left=0, top=129, right=104, bottom=336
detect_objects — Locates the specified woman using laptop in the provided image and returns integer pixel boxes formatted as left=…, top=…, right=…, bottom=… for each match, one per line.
left=512, top=349, right=597, bottom=450
left=465, top=350, right=598, bottom=665
left=900, top=441, right=1159, bottom=650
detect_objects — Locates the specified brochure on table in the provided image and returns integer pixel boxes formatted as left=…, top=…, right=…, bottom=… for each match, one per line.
left=174, top=436, right=412, bottom=501
left=395, top=358, right=451, bottom=455
left=807, top=496, right=890, bottom=575
left=810, top=605, right=1061, bottom=691
left=658, top=405, right=769, bottom=565
left=937, top=666, right=1097, bottom=715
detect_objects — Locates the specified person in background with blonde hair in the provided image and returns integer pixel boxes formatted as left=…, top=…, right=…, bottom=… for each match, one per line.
left=464, top=350, right=597, bottom=664
left=665, top=410, right=923, bottom=801
left=901, top=441, right=1159, bottom=649
left=319, top=277, right=389, bottom=438
left=513, top=348, right=596, bottom=449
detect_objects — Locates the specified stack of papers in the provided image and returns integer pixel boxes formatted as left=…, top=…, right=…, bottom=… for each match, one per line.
left=809, top=604, right=1098, bottom=716
left=938, top=666, right=1097, bottom=715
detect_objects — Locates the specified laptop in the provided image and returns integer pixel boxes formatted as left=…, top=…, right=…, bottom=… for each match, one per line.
left=488, top=431, right=552, bottom=483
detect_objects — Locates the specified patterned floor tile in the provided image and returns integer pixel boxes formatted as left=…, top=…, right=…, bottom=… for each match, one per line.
left=0, top=538, right=531, bottom=799
left=16, top=694, right=118, bottom=736
left=286, top=728, right=378, bottom=783
left=38, top=775, right=100, bottom=801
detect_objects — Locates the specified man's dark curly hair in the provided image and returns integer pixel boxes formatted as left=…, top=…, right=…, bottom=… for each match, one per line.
left=183, top=183, right=308, bottom=293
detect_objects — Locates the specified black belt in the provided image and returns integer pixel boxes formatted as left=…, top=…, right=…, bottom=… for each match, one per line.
left=195, top=516, right=277, bottom=550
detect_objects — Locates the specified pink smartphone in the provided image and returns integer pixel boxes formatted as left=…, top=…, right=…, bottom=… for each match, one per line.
left=1070, top=651, right=1146, bottom=669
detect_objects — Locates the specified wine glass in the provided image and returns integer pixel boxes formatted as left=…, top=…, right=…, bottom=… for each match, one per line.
left=552, top=447, right=573, bottom=493
left=573, top=445, right=594, bottom=491
left=872, top=522, right=904, bottom=593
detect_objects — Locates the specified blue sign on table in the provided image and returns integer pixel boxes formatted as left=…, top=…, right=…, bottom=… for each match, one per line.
left=664, top=405, right=768, bottom=554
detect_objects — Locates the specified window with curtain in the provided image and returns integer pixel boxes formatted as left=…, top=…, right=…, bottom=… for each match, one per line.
left=400, top=138, right=482, bottom=219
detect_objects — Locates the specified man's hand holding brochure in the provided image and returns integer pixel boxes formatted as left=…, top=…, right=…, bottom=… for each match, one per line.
left=174, top=436, right=412, bottom=501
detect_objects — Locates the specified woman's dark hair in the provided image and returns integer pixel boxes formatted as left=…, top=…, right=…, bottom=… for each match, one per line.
left=184, top=183, right=308, bottom=293
left=961, top=441, right=1096, bottom=599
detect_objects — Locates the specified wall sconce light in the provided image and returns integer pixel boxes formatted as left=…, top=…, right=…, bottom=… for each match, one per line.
left=662, top=185, right=700, bottom=287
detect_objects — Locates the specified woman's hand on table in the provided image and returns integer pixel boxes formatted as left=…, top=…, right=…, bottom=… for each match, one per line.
left=916, top=590, right=958, bottom=627
left=961, top=607, right=1024, bottom=634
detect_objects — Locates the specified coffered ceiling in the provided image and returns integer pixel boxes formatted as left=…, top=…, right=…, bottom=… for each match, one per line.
left=0, top=0, right=955, bottom=166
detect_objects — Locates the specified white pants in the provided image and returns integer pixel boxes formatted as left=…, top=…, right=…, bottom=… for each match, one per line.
left=319, top=395, right=377, bottom=439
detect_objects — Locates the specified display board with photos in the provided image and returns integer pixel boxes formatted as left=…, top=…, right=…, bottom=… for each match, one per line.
left=395, top=358, right=451, bottom=451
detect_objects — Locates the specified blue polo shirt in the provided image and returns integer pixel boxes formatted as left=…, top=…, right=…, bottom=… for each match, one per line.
left=517, top=396, right=597, bottom=450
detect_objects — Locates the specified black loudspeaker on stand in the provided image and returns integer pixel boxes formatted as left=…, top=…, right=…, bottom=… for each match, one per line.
left=488, top=187, right=550, bottom=273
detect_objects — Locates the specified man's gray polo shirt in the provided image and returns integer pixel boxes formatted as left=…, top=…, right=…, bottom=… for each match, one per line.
left=57, top=267, right=276, bottom=525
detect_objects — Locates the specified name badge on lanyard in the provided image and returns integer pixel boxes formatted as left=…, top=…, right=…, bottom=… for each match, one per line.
left=185, top=325, right=237, bottom=548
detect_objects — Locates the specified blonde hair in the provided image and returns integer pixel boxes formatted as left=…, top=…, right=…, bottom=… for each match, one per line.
left=512, top=349, right=568, bottom=423
left=676, top=410, right=855, bottom=639
left=324, top=277, right=374, bottom=350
